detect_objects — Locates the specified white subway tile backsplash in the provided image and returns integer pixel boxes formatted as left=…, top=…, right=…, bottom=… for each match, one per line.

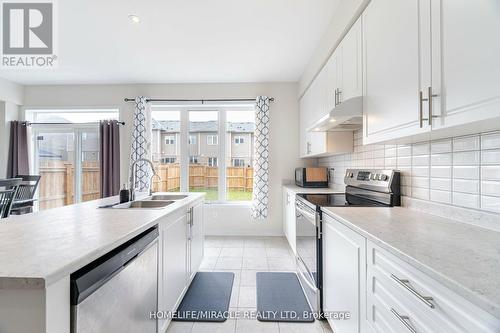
left=453, top=179, right=479, bottom=194
left=431, top=166, right=452, bottom=178
left=412, top=166, right=430, bottom=177
left=482, top=181, right=500, bottom=197
left=453, top=192, right=480, bottom=209
left=431, top=139, right=452, bottom=154
left=431, top=153, right=452, bottom=166
left=453, top=166, right=480, bottom=180
left=413, top=142, right=430, bottom=155
left=481, top=195, right=500, bottom=214
left=481, top=132, right=500, bottom=150
left=453, top=135, right=480, bottom=152
left=430, top=190, right=452, bottom=204
left=412, top=154, right=430, bottom=166
left=481, top=166, right=500, bottom=181
left=481, top=149, right=500, bottom=165
left=453, top=151, right=480, bottom=166
left=321, top=130, right=500, bottom=214
left=430, top=178, right=452, bottom=191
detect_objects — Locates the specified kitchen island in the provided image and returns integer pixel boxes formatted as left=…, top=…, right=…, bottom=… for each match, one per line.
left=0, top=193, right=205, bottom=333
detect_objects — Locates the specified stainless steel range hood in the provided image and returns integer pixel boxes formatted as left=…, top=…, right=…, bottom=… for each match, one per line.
left=307, top=96, right=363, bottom=132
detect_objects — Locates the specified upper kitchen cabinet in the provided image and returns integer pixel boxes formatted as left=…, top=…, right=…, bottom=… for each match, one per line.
left=362, top=0, right=432, bottom=145
left=430, top=0, right=500, bottom=132
left=363, top=0, right=500, bottom=145
left=339, top=18, right=363, bottom=103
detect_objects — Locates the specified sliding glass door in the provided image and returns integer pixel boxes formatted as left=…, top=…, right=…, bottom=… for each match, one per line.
left=34, top=127, right=100, bottom=210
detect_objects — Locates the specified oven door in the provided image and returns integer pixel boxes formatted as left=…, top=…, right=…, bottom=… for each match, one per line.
left=295, top=198, right=319, bottom=313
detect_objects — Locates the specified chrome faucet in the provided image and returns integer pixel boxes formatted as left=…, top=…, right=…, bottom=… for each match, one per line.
left=129, top=158, right=161, bottom=201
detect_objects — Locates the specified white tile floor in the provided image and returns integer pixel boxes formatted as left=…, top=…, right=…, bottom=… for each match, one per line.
left=166, top=236, right=333, bottom=333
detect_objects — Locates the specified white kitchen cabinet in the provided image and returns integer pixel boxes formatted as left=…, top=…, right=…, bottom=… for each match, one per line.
left=367, top=241, right=500, bottom=333
left=362, top=0, right=431, bottom=145
left=322, top=213, right=366, bottom=333
left=188, top=202, right=204, bottom=280
left=158, top=212, right=188, bottom=333
left=339, top=18, right=362, bottom=103
left=325, top=50, right=340, bottom=112
left=282, top=188, right=296, bottom=254
left=430, top=0, right=500, bottom=132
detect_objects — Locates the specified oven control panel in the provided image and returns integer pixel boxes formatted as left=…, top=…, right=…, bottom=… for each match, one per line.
left=344, top=169, right=398, bottom=192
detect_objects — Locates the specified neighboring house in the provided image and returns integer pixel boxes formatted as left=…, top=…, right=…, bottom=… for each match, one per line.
left=151, top=120, right=254, bottom=167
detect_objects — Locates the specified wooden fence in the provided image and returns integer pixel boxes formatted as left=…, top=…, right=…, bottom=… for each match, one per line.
left=39, top=160, right=100, bottom=210
left=152, top=164, right=253, bottom=193
left=38, top=162, right=252, bottom=210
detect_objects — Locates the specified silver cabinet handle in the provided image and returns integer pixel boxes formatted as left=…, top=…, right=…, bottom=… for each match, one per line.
left=334, top=89, right=338, bottom=106
left=390, top=308, right=417, bottom=333
left=391, top=274, right=434, bottom=309
left=427, top=86, right=439, bottom=126
left=337, top=89, right=342, bottom=104
left=419, top=91, right=428, bottom=128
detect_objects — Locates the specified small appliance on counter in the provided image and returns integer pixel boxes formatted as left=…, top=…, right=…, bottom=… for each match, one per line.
left=295, top=167, right=329, bottom=188
left=295, top=168, right=400, bottom=317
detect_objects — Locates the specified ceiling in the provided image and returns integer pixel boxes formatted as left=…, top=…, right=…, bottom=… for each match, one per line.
left=0, top=0, right=339, bottom=85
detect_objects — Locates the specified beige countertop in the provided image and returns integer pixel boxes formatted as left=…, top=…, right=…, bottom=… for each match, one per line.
left=322, top=206, right=500, bottom=319
left=0, top=193, right=204, bottom=289
left=282, top=184, right=345, bottom=194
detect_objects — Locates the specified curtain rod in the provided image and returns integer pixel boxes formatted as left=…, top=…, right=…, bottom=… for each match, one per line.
left=23, top=121, right=125, bottom=126
left=123, top=97, right=275, bottom=103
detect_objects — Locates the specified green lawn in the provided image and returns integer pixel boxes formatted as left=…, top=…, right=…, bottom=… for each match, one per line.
left=189, top=187, right=252, bottom=201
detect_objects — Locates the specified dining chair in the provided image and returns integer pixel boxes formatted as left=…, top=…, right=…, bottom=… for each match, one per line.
left=10, top=175, right=41, bottom=215
left=0, top=178, right=22, bottom=219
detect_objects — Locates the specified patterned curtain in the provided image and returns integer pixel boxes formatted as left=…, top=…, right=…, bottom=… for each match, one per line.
left=252, top=96, right=270, bottom=219
left=130, top=96, right=152, bottom=191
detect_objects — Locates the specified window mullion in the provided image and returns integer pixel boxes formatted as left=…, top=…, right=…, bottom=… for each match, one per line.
left=218, top=109, right=227, bottom=201
left=180, top=108, right=189, bottom=192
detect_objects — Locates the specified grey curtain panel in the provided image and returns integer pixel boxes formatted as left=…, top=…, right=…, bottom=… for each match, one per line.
left=7, top=121, right=29, bottom=178
left=100, top=120, right=121, bottom=198
left=252, top=96, right=270, bottom=219
left=130, top=96, right=152, bottom=191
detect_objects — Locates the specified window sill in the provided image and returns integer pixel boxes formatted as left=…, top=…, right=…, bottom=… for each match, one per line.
left=204, top=201, right=252, bottom=207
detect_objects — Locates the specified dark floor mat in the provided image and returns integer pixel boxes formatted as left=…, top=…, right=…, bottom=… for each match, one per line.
left=256, top=272, right=314, bottom=322
left=173, top=271, right=234, bottom=322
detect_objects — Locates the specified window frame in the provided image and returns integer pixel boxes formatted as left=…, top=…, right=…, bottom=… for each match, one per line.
left=207, top=135, right=218, bottom=145
left=150, top=103, right=254, bottom=203
left=189, top=135, right=197, bottom=145
left=164, top=135, right=175, bottom=145
left=234, top=136, right=245, bottom=144
left=232, top=158, right=245, bottom=167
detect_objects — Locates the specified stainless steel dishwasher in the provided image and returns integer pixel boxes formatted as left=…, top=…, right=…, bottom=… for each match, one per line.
left=70, top=227, right=159, bottom=333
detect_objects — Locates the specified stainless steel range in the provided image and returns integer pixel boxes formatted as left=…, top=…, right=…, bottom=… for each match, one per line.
left=295, top=169, right=400, bottom=316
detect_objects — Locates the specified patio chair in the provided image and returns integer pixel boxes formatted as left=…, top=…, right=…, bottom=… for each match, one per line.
left=10, top=175, right=41, bottom=215
left=0, top=178, right=22, bottom=219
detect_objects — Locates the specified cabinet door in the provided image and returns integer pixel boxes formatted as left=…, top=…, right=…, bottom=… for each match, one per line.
left=284, top=190, right=296, bottom=254
left=340, top=18, right=362, bottom=102
left=326, top=51, right=340, bottom=112
left=431, top=0, right=500, bottom=131
left=158, top=214, right=188, bottom=332
left=190, top=203, right=204, bottom=279
left=299, top=91, right=311, bottom=157
left=362, top=0, right=431, bottom=144
left=323, top=214, right=366, bottom=333
left=307, top=132, right=327, bottom=156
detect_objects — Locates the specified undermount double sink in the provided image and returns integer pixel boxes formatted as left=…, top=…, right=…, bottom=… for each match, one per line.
left=112, top=194, right=189, bottom=209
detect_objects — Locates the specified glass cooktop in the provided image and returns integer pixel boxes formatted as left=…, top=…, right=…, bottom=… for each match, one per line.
left=296, top=193, right=388, bottom=208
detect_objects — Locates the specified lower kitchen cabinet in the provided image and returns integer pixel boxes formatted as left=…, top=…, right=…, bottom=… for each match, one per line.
left=321, top=212, right=500, bottom=333
left=283, top=188, right=296, bottom=254
left=157, top=201, right=204, bottom=333
left=322, top=213, right=366, bottom=333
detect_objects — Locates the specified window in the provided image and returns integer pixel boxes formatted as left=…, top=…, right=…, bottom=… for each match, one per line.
left=151, top=110, right=181, bottom=192
left=208, top=157, right=218, bottom=167
left=165, top=136, right=175, bottom=145
left=207, top=135, right=218, bottom=145
left=226, top=110, right=255, bottom=201
left=26, top=108, right=119, bottom=211
left=232, top=158, right=246, bottom=167
left=162, top=157, right=176, bottom=164
left=151, top=105, right=255, bottom=202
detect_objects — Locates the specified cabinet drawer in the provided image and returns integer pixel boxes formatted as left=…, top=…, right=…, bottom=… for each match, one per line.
left=367, top=241, right=500, bottom=333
